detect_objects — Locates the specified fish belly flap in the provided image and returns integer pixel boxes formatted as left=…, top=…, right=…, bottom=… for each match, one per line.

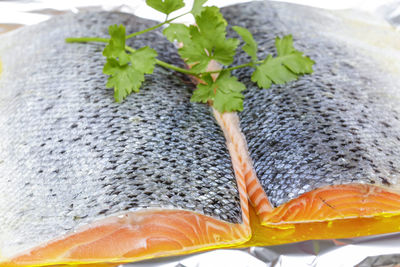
left=4, top=210, right=249, bottom=266
left=261, top=184, right=400, bottom=225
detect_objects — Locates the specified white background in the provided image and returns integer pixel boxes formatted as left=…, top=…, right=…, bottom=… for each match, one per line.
left=0, top=0, right=394, bottom=26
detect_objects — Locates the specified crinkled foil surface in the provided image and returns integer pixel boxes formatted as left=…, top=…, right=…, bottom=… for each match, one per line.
left=1, top=1, right=400, bottom=266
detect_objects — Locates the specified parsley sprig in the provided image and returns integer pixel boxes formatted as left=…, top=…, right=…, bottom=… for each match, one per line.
left=66, top=0, right=315, bottom=112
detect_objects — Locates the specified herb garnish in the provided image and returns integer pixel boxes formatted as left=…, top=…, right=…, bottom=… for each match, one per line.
left=66, top=0, right=314, bottom=113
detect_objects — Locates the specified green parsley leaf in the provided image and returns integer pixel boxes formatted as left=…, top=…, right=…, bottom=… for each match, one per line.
left=130, top=46, right=158, bottom=74
left=214, top=71, right=246, bottom=112
left=251, top=35, right=314, bottom=89
left=232, top=26, right=258, bottom=61
left=190, top=74, right=215, bottom=103
left=251, top=64, right=272, bottom=89
left=103, top=58, right=144, bottom=102
left=178, top=6, right=239, bottom=73
left=258, top=54, right=298, bottom=85
left=191, top=0, right=208, bottom=17
left=275, top=35, right=314, bottom=74
left=275, top=34, right=295, bottom=56
left=191, top=71, right=246, bottom=112
left=163, top=23, right=190, bottom=44
left=213, top=38, right=240, bottom=66
left=103, top=24, right=130, bottom=65
left=103, top=46, right=157, bottom=102
left=146, top=0, right=185, bottom=16
left=194, top=6, right=227, bottom=42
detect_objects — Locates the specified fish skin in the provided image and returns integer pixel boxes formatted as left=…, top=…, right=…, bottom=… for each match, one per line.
left=221, top=1, right=400, bottom=208
left=0, top=11, right=244, bottom=260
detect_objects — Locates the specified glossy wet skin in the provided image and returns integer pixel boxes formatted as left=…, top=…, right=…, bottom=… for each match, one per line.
left=0, top=11, right=242, bottom=258
left=222, top=1, right=400, bottom=207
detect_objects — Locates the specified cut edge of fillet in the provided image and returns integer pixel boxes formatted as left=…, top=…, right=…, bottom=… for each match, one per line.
left=2, top=208, right=251, bottom=267
left=260, top=184, right=400, bottom=226
left=212, top=109, right=273, bottom=218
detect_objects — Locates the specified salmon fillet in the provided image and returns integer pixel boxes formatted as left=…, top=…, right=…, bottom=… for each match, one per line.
left=221, top=1, right=400, bottom=227
left=0, top=11, right=250, bottom=266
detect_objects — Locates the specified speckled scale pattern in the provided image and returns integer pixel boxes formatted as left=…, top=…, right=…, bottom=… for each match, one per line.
left=0, top=12, right=241, bottom=257
left=221, top=2, right=400, bottom=207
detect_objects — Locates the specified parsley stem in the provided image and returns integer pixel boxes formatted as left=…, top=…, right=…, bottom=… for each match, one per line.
left=203, top=61, right=262, bottom=75
left=66, top=11, right=191, bottom=44
left=126, top=11, right=191, bottom=40
left=65, top=35, right=261, bottom=78
left=65, top=37, right=109, bottom=43
left=66, top=38, right=259, bottom=78
left=204, top=63, right=251, bottom=74
left=155, top=60, right=199, bottom=76
left=124, top=45, right=199, bottom=76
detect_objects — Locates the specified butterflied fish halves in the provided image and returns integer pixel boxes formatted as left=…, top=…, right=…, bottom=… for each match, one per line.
left=2, top=0, right=400, bottom=265
left=0, top=11, right=250, bottom=266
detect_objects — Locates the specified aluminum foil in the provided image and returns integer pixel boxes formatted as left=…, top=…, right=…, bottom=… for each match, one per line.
left=1, top=1, right=400, bottom=266
left=120, top=233, right=400, bottom=267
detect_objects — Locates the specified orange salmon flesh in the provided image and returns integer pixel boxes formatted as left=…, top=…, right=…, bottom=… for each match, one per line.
left=3, top=210, right=250, bottom=266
